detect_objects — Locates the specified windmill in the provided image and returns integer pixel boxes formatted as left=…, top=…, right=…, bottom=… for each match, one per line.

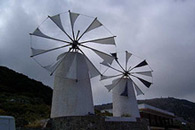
left=100, top=51, right=153, bottom=118
left=30, top=11, right=116, bottom=118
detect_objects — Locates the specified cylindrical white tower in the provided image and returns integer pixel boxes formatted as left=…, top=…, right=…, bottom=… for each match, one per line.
left=112, top=78, right=140, bottom=118
left=51, top=52, right=94, bottom=118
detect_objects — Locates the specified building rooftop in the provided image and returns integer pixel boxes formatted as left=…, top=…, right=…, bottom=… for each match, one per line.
left=138, top=103, right=175, bottom=117
left=95, top=103, right=175, bottom=118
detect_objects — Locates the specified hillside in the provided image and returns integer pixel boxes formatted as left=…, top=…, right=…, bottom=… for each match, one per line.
left=0, top=66, right=194, bottom=127
left=0, top=66, right=52, bottom=127
left=138, top=97, right=195, bottom=123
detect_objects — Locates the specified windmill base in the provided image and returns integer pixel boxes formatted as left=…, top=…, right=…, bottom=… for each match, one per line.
left=46, top=116, right=149, bottom=130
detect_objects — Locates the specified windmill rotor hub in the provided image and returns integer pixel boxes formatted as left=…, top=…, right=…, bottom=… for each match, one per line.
left=72, top=40, right=79, bottom=49
left=124, top=71, right=130, bottom=77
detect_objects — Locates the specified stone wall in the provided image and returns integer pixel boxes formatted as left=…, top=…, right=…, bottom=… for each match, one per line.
left=48, top=116, right=149, bottom=130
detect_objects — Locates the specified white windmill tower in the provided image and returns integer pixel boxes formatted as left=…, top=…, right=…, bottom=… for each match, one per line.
left=100, top=51, right=153, bottom=119
left=30, top=11, right=116, bottom=118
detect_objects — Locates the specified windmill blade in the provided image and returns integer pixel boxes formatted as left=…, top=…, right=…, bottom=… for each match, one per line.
left=30, top=28, right=71, bottom=44
left=100, top=74, right=123, bottom=81
left=49, top=15, right=73, bottom=41
left=135, top=76, right=152, bottom=88
left=31, top=48, right=46, bottom=56
left=80, top=44, right=115, bottom=65
left=125, top=51, right=132, bottom=70
left=105, top=78, right=123, bottom=91
left=101, top=62, right=124, bottom=73
left=126, top=51, right=132, bottom=62
left=84, top=56, right=101, bottom=78
left=116, top=60, right=126, bottom=72
left=69, top=11, right=80, bottom=40
left=49, top=14, right=65, bottom=33
left=80, top=36, right=116, bottom=45
left=43, top=52, right=66, bottom=73
left=129, top=60, right=148, bottom=71
left=132, top=82, right=144, bottom=96
left=111, top=53, right=117, bottom=60
left=110, top=52, right=126, bottom=71
left=85, top=46, right=115, bottom=65
left=78, top=18, right=102, bottom=40
left=30, top=28, right=50, bottom=38
left=97, top=51, right=115, bottom=65
left=69, top=10, right=80, bottom=29
left=100, top=62, right=123, bottom=73
left=49, top=50, right=71, bottom=75
left=31, top=44, right=70, bottom=57
left=57, top=52, right=68, bottom=60
left=100, top=62, right=110, bottom=67
left=44, top=62, right=60, bottom=73
left=134, top=71, right=153, bottom=77
left=78, top=48, right=101, bottom=78
left=76, top=30, right=80, bottom=40
left=120, top=80, right=128, bottom=97
left=84, top=18, right=102, bottom=33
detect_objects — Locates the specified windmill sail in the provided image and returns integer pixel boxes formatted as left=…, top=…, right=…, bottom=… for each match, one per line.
left=31, top=28, right=51, bottom=39
left=133, top=82, right=144, bottom=96
left=125, top=51, right=132, bottom=69
left=78, top=18, right=102, bottom=40
left=85, top=18, right=102, bottom=33
left=49, top=14, right=65, bottom=32
left=126, top=51, right=132, bottom=63
left=81, top=44, right=115, bottom=65
left=135, top=71, right=153, bottom=77
left=43, top=52, right=71, bottom=75
left=49, top=14, right=73, bottom=41
left=81, top=36, right=116, bottom=45
left=90, top=36, right=115, bottom=45
left=30, top=28, right=71, bottom=44
left=69, top=11, right=80, bottom=28
left=84, top=56, right=101, bottom=78
left=31, top=48, right=46, bottom=56
left=43, top=55, right=65, bottom=72
left=105, top=78, right=121, bottom=91
left=133, top=60, right=148, bottom=68
left=100, top=74, right=122, bottom=80
left=93, top=50, right=115, bottom=65
left=111, top=53, right=117, bottom=60
left=137, top=77, right=152, bottom=88
left=31, top=45, right=70, bottom=57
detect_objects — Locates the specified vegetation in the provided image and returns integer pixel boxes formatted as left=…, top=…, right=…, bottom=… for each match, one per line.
left=0, top=66, right=52, bottom=127
left=121, top=114, right=131, bottom=117
left=95, top=109, right=113, bottom=117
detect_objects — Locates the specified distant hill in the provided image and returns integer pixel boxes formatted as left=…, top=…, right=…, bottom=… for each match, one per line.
left=138, top=97, right=195, bottom=123
left=0, top=66, right=194, bottom=128
left=0, top=66, right=52, bottom=127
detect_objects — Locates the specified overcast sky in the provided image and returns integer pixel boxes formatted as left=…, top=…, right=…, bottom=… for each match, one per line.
left=0, top=0, right=195, bottom=104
